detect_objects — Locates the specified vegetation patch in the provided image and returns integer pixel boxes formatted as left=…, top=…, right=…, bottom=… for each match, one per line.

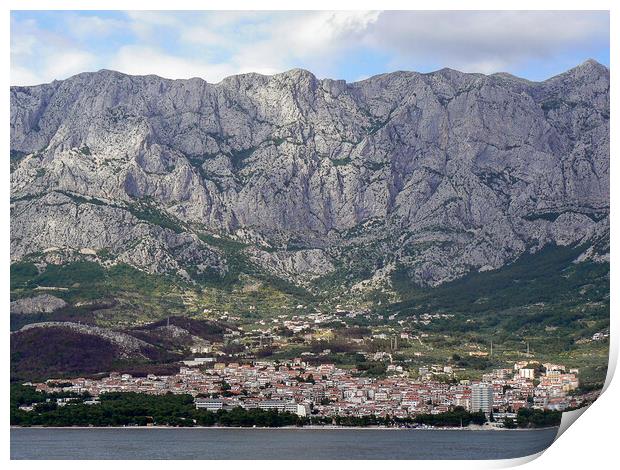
left=331, top=157, right=352, bottom=166
left=390, top=244, right=609, bottom=316
left=10, top=388, right=304, bottom=428
left=128, top=201, right=185, bottom=233
left=10, top=150, right=28, bottom=171
left=11, top=261, right=189, bottom=324
left=11, top=327, right=118, bottom=382
left=229, top=147, right=256, bottom=171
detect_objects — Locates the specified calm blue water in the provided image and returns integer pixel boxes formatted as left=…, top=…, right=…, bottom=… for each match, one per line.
left=11, top=427, right=558, bottom=460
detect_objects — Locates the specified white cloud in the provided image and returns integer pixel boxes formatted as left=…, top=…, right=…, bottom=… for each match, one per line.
left=213, top=11, right=381, bottom=79
left=64, top=14, right=126, bottom=38
left=270, top=10, right=379, bottom=56
left=180, top=28, right=227, bottom=47
left=10, top=29, right=37, bottom=57
left=10, top=65, right=43, bottom=87
left=363, top=11, right=609, bottom=72
left=10, top=16, right=98, bottom=85
left=125, top=10, right=182, bottom=26
left=10, top=10, right=609, bottom=86
left=125, top=11, right=184, bottom=42
left=44, top=50, right=97, bottom=81
left=110, top=45, right=238, bottom=82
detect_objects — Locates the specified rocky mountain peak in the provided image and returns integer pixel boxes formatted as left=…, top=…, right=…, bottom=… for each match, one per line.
left=10, top=62, right=609, bottom=289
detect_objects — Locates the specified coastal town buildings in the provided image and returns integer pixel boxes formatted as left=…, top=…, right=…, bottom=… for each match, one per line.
left=28, top=359, right=586, bottom=419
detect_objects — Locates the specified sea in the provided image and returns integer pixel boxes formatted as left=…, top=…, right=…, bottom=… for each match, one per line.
left=10, top=427, right=558, bottom=460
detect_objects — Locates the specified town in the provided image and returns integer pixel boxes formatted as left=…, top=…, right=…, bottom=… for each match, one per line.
left=24, top=357, right=591, bottom=426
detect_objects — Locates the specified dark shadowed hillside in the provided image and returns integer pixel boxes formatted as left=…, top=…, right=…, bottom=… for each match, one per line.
left=11, top=327, right=118, bottom=381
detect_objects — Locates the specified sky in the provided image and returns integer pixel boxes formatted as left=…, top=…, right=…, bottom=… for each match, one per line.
left=10, top=10, right=610, bottom=86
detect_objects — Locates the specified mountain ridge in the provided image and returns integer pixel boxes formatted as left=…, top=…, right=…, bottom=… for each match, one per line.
left=12, top=58, right=607, bottom=89
left=10, top=60, right=609, bottom=309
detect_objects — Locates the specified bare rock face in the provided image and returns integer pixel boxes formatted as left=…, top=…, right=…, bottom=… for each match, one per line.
left=10, top=60, right=609, bottom=287
left=10, top=294, right=68, bottom=315
left=246, top=247, right=335, bottom=283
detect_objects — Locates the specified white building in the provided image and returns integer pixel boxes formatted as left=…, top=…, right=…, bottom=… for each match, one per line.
left=519, top=368, right=535, bottom=380
left=195, top=399, right=225, bottom=411
left=470, top=383, right=494, bottom=414
left=253, top=400, right=308, bottom=417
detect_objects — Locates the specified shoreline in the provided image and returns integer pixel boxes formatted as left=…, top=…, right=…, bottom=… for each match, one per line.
left=11, top=425, right=559, bottom=432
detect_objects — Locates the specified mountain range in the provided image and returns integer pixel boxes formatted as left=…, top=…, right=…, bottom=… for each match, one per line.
left=10, top=60, right=609, bottom=320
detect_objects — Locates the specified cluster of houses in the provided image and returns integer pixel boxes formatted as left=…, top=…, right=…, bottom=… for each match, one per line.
left=27, top=358, right=586, bottom=418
